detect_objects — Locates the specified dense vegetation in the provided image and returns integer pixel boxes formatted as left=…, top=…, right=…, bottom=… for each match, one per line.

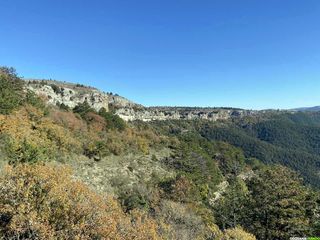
left=0, top=67, right=319, bottom=239
left=198, top=113, right=320, bottom=188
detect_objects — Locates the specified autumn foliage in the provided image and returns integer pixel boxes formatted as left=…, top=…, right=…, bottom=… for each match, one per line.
left=0, top=164, right=161, bottom=239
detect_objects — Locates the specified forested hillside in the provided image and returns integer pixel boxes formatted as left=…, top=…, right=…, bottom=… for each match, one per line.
left=0, top=67, right=319, bottom=240
left=198, top=112, right=320, bottom=188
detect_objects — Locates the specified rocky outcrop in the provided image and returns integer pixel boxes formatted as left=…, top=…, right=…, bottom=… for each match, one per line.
left=25, top=79, right=139, bottom=112
left=115, top=107, right=256, bottom=122
left=27, top=83, right=109, bottom=111
left=26, top=79, right=257, bottom=122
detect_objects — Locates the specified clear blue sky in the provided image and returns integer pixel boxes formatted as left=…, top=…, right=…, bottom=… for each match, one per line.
left=0, top=0, right=319, bottom=109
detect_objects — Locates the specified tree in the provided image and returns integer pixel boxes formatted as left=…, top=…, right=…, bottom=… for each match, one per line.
left=72, top=100, right=95, bottom=118
left=214, top=177, right=248, bottom=230
left=0, top=67, right=24, bottom=114
left=243, top=165, right=311, bottom=240
left=98, top=107, right=126, bottom=131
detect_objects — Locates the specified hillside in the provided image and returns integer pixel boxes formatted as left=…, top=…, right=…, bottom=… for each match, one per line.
left=0, top=67, right=319, bottom=239
left=294, top=106, right=320, bottom=112
left=149, top=112, right=320, bottom=188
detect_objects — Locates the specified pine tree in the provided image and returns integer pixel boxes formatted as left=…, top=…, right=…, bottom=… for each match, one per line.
left=244, top=165, right=311, bottom=240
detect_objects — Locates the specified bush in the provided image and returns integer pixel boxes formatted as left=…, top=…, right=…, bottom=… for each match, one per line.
left=0, top=164, right=161, bottom=239
left=155, top=200, right=212, bottom=240
left=223, top=227, right=256, bottom=240
left=73, top=100, right=95, bottom=118
left=5, top=138, right=48, bottom=164
left=25, top=90, right=47, bottom=113
left=0, top=106, right=82, bottom=162
left=99, top=107, right=126, bottom=131
left=0, top=67, right=24, bottom=114
left=83, top=140, right=108, bottom=160
left=56, top=102, right=70, bottom=111
left=49, top=109, right=87, bottom=132
left=50, top=84, right=63, bottom=95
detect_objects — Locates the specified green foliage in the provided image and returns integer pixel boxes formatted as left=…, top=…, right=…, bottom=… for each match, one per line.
left=165, top=133, right=223, bottom=189
left=0, top=67, right=24, bottom=114
left=215, top=165, right=318, bottom=239
left=2, top=66, right=320, bottom=239
left=25, top=90, right=48, bottom=113
left=0, top=67, right=48, bottom=115
left=50, top=83, right=64, bottom=95
left=213, top=142, right=246, bottom=176
left=214, top=178, right=249, bottom=230
left=98, top=107, right=126, bottom=131
left=5, top=138, right=47, bottom=164
left=83, top=140, right=108, bottom=160
left=56, top=102, right=70, bottom=111
left=199, top=117, right=320, bottom=188
left=72, top=100, right=95, bottom=118
left=122, top=192, right=149, bottom=212
left=243, top=165, right=313, bottom=240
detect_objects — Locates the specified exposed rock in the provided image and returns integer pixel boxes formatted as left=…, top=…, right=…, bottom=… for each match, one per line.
left=25, top=79, right=258, bottom=122
left=25, top=79, right=139, bottom=112
left=115, top=107, right=257, bottom=122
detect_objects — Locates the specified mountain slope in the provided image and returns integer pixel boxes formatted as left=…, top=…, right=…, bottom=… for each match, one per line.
left=1, top=67, right=320, bottom=239
left=294, top=106, right=320, bottom=112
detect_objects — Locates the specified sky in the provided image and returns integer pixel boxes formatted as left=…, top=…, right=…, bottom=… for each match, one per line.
left=0, top=0, right=319, bottom=110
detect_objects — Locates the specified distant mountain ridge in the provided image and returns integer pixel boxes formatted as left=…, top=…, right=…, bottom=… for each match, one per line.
left=293, top=106, right=320, bottom=112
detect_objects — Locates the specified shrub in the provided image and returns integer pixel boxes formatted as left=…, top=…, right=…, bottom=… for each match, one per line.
left=49, top=109, right=87, bottom=132
left=56, top=102, right=70, bottom=111
left=73, top=100, right=95, bottom=118
left=155, top=200, right=212, bottom=240
left=98, top=107, right=126, bottom=131
left=137, top=136, right=149, bottom=155
left=118, top=185, right=153, bottom=212
left=0, top=106, right=82, bottom=162
left=85, top=111, right=107, bottom=132
left=0, top=67, right=24, bottom=114
left=83, top=140, right=108, bottom=160
left=50, top=84, right=63, bottom=95
left=223, top=227, right=256, bottom=240
left=0, top=164, right=161, bottom=239
left=25, top=90, right=45, bottom=109
left=5, top=138, right=48, bottom=164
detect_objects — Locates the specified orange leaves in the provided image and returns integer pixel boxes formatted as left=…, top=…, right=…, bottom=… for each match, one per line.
left=129, top=210, right=162, bottom=240
left=223, top=227, right=256, bottom=240
left=0, top=106, right=82, bottom=161
left=49, top=109, right=87, bottom=133
left=0, top=164, right=162, bottom=239
left=85, top=112, right=107, bottom=132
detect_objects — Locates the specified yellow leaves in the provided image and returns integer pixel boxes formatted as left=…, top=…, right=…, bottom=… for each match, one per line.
left=137, top=136, right=149, bottom=155
left=129, top=209, right=161, bottom=240
left=0, top=164, right=162, bottom=239
left=222, top=227, right=256, bottom=240
left=0, top=106, right=82, bottom=161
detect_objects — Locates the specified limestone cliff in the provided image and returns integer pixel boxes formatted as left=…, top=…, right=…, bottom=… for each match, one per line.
left=25, top=79, right=139, bottom=112
left=115, top=106, right=256, bottom=122
left=25, top=79, right=257, bottom=122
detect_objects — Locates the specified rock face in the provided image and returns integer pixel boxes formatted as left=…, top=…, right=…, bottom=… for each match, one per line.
left=115, top=107, right=256, bottom=122
left=25, top=80, right=139, bottom=112
left=26, top=79, right=256, bottom=122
